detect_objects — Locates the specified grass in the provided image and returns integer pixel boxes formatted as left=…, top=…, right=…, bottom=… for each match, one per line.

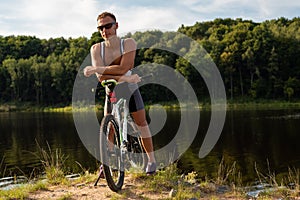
left=0, top=141, right=91, bottom=200
left=0, top=180, right=48, bottom=200
left=33, top=140, right=68, bottom=185
left=128, top=163, right=202, bottom=199
left=251, top=160, right=300, bottom=199
left=0, top=159, right=299, bottom=199
left=215, top=157, right=240, bottom=186
left=129, top=162, right=238, bottom=199
left=127, top=159, right=299, bottom=200
left=288, top=167, right=300, bottom=192
left=0, top=156, right=6, bottom=178
left=1, top=99, right=300, bottom=113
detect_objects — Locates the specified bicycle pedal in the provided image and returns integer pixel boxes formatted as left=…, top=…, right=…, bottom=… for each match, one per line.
left=121, top=141, right=128, bottom=151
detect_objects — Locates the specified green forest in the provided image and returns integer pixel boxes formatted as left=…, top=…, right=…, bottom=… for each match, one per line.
left=0, top=17, right=300, bottom=106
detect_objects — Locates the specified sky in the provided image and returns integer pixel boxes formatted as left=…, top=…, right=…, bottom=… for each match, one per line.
left=0, top=0, right=299, bottom=39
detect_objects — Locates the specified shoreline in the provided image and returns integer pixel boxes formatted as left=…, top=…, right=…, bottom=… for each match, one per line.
left=0, top=163, right=299, bottom=199
left=1, top=100, right=300, bottom=113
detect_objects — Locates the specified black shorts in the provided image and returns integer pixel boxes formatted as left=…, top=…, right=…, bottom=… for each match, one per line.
left=105, top=82, right=144, bottom=113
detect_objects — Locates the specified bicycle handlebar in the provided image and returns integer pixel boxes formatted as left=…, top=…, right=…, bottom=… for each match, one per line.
left=100, top=73, right=153, bottom=88
left=140, top=73, right=153, bottom=80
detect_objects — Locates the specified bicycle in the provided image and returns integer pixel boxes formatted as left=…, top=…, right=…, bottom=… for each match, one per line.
left=94, top=76, right=149, bottom=192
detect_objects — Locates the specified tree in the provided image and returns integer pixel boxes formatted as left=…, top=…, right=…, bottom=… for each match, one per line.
left=0, top=63, right=11, bottom=101
left=242, top=47, right=256, bottom=96
left=220, top=51, right=235, bottom=100
left=1, top=17, right=300, bottom=104
left=2, top=58, right=19, bottom=100
left=88, top=32, right=103, bottom=48
left=284, top=77, right=300, bottom=100
left=30, top=56, right=48, bottom=104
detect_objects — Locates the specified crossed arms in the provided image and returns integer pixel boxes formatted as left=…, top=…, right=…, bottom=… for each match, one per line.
left=83, top=38, right=140, bottom=83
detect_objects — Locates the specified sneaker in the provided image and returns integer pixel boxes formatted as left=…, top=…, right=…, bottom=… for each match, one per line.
left=146, top=162, right=156, bottom=175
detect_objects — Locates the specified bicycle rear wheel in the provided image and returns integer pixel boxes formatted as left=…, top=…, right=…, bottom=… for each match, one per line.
left=100, top=114, right=124, bottom=192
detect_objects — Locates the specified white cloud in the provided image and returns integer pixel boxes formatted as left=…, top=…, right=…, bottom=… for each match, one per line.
left=89, top=4, right=186, bottom=35
left=256, top=0, right=300, bottom=20
left=0, top=0, right=299, bottom=39
left=176, top=0, right=300, bottom=22
left=116, top=6, right=182, bottom=34
left=0, top=0, right=99, bottom=38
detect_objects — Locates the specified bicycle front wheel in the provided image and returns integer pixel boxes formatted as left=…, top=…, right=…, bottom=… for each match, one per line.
left=126, top=122, right=147, bottom=171
left=100, top=114, right=124, bottom=192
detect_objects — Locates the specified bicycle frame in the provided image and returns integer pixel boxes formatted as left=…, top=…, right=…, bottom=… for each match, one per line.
left=112, top=98, right=129, bottom=146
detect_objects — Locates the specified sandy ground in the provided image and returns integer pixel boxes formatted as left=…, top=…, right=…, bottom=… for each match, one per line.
left=24, top=173, right=300, bottom=200
left=27, top=176, right=170, bottom=200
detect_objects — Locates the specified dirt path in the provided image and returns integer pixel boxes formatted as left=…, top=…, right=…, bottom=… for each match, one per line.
left=24, top=173, right=300, bottom=199
left=27, top=176, right=170, bottom=200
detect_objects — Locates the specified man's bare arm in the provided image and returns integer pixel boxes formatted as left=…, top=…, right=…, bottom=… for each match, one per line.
left=97, top=74, right=141, bottom=83
left=84, top=38, right=136, bottom=77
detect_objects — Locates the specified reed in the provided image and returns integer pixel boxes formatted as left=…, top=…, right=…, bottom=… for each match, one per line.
left=0, top=156, right=6, bottom=177
left=216, top=157, right=242, bottom=187
left=254, top=160, right=278, bottom=187
left=34, top=140, right=68, bottom=184
left=287, top=167, right=300, bottom=196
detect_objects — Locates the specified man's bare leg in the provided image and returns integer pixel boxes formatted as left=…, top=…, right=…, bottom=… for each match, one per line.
left=131, top=109, right=156, bottom=163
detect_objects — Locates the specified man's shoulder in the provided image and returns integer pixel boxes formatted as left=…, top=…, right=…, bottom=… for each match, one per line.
left=90, top=42, right=101, bottom=52
left=124, top=38, right=136, bottom=43
left=123, top=38, right=137, bottom=49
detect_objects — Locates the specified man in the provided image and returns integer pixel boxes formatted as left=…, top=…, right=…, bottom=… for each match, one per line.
left=83, top=12, right=156, bottom=175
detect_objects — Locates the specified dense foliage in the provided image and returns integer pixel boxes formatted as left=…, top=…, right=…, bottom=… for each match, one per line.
left=179, top=17, right=300, bottom=100
left=0, top=17, right=299, bottom=105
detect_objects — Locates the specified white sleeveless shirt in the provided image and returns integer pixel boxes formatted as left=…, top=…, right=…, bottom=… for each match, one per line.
left=100, top=39, right=132, bottom=77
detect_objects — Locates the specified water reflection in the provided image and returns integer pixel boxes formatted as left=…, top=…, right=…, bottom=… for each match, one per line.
left=0, top=112, right=97, bottom=176
left=0, top=109, right=299, bottom=184
left=180, top=109, right=300, bottom=183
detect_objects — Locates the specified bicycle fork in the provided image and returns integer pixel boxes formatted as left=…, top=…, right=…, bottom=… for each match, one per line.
left=114, top=99, right=128, bottom=171
left=115, top=99, right=128, bottom=146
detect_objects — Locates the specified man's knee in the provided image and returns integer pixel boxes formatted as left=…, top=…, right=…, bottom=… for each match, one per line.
left=131, top=110, right=148, bottom=127
left=135, top=119, right=148, bottom=127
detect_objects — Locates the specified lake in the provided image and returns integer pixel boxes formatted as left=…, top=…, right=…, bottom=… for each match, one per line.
left=0, top=108, right=299, bottom=184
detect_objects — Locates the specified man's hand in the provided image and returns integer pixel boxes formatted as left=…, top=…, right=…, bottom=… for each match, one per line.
left=83, top=66, right=96, bottom=77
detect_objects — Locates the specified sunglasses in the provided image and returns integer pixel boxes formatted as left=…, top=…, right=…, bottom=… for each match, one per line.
left=97, top=22, right=116, bottom=31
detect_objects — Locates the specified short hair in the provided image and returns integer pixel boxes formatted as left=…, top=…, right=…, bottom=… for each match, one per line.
left=97, top=12, right=116, bottom=22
